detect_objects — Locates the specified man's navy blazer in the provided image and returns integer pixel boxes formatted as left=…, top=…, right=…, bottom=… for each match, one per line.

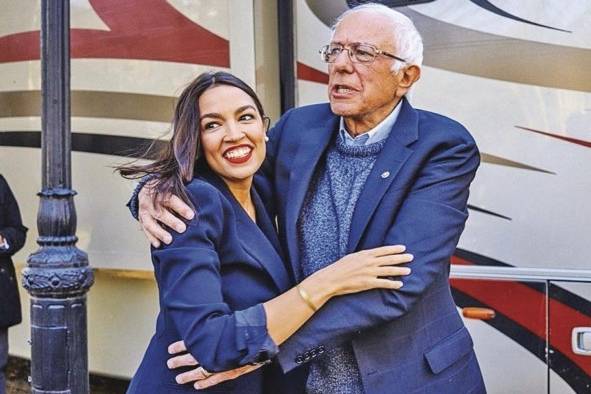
left=127, top=169, right=301, bottom=393
left=257, top=98, right=486, bottom=393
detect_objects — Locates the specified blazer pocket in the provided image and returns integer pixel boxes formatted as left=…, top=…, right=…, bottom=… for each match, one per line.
left=424, top=327, right=473, bottom=374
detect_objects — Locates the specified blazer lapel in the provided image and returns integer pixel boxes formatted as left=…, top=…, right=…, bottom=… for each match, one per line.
left=200, top=170, right=291, bottom=291
left=235, top=206, right=292, bottom=292
left=284, top=115, right=338, bottom=279
left=347, top=98, right=419, bottom=252
left=253, top=189, right=283, bottom=257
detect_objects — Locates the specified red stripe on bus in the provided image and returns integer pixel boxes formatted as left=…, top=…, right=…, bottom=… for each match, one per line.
left=0, top=0, right=229, bottom=67
left=451, top=256, right=591, bottom=376
left=516, top=126, right=591, bottom=148
left=548, top=296, right=591, bottom=376
left=297, top=62, right=329, bottom=84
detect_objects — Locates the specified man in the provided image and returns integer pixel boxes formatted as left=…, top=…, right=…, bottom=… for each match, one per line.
left=0, top=174, right=27, bottom=394
left=131, top=4, right=485, bottom=393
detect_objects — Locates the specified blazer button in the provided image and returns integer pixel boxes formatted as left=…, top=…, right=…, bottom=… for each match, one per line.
left=318, top=345, right=326, bottom=353
left=295, top=355, right=304, bottom=364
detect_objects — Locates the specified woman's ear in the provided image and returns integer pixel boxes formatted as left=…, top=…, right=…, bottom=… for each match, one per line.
left=263, top=116, right=271, bottom=142
left=263, top=116, right=271, bottom=132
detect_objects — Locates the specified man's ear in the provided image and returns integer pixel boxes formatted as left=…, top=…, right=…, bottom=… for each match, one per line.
left=396, top=65, right=421, bottom=98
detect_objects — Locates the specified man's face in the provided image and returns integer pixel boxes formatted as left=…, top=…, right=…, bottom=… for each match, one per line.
left=328, top=11, right=404, bottom=131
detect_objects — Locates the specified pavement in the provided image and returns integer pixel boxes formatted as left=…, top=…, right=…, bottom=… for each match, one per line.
left=6, top=356, right=130, bottom=393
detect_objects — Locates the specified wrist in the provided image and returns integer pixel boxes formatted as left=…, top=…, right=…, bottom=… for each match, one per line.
left=296, top=284, right=318, bottom=312
left=128, top=174, right=157, bottom=220
left=301, top=270, right=336, bottom=307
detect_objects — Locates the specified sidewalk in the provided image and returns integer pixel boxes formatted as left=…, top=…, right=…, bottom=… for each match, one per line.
left=6, top=357, right=130, bottom=393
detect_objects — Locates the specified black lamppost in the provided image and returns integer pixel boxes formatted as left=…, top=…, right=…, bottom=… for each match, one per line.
left=22, top=1, right=94, bottom=393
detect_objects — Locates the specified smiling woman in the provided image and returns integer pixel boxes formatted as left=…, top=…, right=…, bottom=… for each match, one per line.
left=117, top=71, right=267, bottom=212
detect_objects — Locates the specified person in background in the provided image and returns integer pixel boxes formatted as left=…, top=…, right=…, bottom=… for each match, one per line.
left=0, top=174, right=27, bottom=394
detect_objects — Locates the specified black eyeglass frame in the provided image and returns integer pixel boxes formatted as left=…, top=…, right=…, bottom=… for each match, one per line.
left=319, top=42, right=407, bottom=64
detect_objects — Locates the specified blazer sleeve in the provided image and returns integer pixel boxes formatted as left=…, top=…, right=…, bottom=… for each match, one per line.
left=276, top=135, right=480, bottom=372
left=152, top=181, right=277, bottom=372
left=0, top=175, right=28, bottom=257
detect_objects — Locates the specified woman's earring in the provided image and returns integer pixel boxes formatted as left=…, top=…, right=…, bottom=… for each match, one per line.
left=264, top=135, right=269, bottom=142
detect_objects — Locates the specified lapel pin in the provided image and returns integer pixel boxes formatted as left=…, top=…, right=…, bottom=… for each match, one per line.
left=381, top=171, right=390, bottom=179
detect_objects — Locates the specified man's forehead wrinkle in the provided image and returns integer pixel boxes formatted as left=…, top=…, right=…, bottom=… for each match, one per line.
left=334, top=15, right=396, bottom=51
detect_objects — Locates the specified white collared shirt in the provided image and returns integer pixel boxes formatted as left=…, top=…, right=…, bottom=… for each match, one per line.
left=338, top=100, right=402, bottom=146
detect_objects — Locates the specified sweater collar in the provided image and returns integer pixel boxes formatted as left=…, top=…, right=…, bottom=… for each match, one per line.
left=338, top=99, right=402, bottom=146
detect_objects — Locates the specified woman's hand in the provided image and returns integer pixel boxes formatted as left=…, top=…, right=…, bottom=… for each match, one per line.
left=301, top=245, right=413, bottom=307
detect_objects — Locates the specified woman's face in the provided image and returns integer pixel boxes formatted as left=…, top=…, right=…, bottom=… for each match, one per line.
left=198, top=85, right=266, bottom=188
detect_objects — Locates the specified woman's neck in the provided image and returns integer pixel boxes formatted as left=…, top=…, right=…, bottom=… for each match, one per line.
left=225, top=178, right=256, bottom=222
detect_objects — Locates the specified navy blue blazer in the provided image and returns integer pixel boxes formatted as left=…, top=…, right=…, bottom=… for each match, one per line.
left=258, top=98, right=486, bottom=393
left=127, top=168, right=297, bottom=393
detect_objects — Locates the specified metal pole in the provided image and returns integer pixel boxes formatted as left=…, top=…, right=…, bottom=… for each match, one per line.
left=277, top=0, right=296, bottom=113
left=22, top=1, right=94, bottom=393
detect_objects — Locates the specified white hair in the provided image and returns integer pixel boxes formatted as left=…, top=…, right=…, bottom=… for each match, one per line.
left=331, top=3, right=423, bottom=73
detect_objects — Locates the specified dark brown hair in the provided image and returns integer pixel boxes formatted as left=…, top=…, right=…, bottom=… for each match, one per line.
left=117, top=71, right=266, bottom=207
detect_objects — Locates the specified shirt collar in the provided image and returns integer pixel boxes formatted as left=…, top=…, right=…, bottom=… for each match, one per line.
left=339, top=100, right=402, bottom=146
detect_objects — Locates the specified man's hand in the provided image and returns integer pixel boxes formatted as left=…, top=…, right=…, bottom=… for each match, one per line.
left=192, top=364, right=263, bottom=390
left=138, top=180, right=194, bottom=247
left=167, top=340, right=263, bottom=390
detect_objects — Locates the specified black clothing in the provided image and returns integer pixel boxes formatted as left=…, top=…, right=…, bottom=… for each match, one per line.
left=0, top=174, right=27, bottom=328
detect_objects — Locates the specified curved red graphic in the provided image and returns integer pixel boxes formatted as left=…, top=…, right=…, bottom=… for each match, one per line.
left=297, top=62, right=328, bottom=84
left=0, top=0, right=229, bottom=67
left=452, top=255, right=591, bottom=378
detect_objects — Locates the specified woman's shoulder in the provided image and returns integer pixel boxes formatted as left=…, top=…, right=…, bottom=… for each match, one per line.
left=185, top=177, right=221, bottom=198
left=184, top=178, right=233, bottom=220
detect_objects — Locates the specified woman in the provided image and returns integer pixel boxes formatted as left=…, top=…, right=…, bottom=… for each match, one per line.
left=118, top=71, right=412, bottom=393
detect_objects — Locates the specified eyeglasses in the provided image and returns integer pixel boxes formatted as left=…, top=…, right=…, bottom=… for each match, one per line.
left=319, top=43, right=407, bottom=64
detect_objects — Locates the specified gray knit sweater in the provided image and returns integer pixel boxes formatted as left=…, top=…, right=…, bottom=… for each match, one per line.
left=298, top=134, right=387, bottom=394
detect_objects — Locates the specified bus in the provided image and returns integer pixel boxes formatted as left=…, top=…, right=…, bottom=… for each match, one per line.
left=1, top=1, right=589, bottom=392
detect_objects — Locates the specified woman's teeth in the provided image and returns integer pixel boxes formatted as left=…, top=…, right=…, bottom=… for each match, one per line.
left=224, top=147, right=251, bottom=159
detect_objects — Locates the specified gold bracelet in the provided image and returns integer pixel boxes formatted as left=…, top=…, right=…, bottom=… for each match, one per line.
left=296, top=285, right=318, bottom=312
